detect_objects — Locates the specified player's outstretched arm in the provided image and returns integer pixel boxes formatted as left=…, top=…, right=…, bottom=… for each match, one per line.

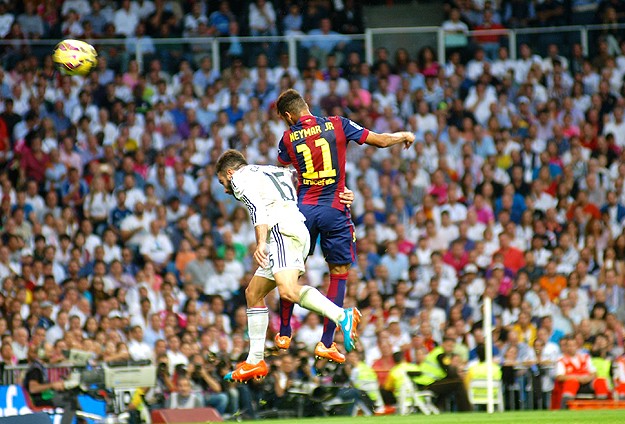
left=364, top=131, right=415, bottom=149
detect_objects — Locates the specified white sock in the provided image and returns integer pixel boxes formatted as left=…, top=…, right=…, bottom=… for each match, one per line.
left=298, top=286, right=345, bottom=324
left=246, top=307, right=268, bottom=365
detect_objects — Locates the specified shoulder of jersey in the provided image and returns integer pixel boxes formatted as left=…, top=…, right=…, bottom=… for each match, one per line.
left=230, top=167, right=249, bottom=191
left=264, top=165, right=284, bottom=173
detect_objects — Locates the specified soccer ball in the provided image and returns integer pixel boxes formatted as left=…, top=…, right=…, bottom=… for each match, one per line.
left=52, top=39, right=98, bottom=76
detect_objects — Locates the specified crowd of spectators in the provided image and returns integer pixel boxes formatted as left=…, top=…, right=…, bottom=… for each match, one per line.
left=0, top=0, right=364, bottom=72
left=0, top=0, right=625, bottom=419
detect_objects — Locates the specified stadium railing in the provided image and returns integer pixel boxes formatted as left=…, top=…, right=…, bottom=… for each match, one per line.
left=1, top=363, right=76, bottom=386
left=0, top=22, right=621, bottom=74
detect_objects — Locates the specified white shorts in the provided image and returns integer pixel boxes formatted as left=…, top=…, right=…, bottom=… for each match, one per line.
left=254, top=221, right=310, bottom=281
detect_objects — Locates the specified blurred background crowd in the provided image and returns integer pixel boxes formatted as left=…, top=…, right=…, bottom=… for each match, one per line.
left=0, top=0, right=625, bottom=419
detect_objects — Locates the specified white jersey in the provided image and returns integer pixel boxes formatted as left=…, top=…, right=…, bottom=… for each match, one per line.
left=232, top=165, right=309, bottom=280
left=231, top=165, right=305, bottom=230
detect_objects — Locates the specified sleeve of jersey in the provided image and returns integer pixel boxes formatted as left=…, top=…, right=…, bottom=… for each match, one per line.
left=340, top=116, right=369, bottom=145
left=277, top=136, right=292, bottom=165
left=232, top=173, right=269, bottom=227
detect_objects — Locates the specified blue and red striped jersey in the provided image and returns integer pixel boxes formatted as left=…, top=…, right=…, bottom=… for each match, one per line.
left=277, top=114, right=369, bottom=210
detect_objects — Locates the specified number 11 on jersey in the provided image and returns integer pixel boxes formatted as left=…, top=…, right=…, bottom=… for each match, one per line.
left=295, top=137, right=337, bottom=180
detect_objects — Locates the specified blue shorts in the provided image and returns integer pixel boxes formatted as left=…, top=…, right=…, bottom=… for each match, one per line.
left=299, top=204, right=356, bottom=265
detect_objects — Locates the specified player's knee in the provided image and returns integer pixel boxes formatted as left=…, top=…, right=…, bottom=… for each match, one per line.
left=245, top=285, right=262, bottom=307
left=277, top=285, right=299, bottom=303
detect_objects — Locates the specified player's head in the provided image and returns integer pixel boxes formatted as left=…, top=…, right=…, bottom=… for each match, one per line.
left=216, top=149, right=248, bottom=195
left=276, top=88, right=309, bottom=126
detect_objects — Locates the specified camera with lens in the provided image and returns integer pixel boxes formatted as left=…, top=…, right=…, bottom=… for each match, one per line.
left=157, top=362, right=169, bottom=375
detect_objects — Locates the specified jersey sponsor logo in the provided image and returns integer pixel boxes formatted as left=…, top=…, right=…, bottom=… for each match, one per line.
left=349, top=120, right=363, bottom=131
left=302, top=178, right=336, bottom=186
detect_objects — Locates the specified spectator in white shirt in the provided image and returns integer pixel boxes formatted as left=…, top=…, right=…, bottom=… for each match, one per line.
left=166, top=335, right=188, bottom=375
left=466, top=48, right=490, bottom=81
left=183, top=2, right=208, bottom=37
left=121, top=174, right=146, bottom=211
left=120, top=202, right=153, bottom=249
left=440, top=188, right=468, bottom=224
left=441, top=8, right=468, bottom=49
left=421, top=293, right=447, bottom=334
left=248, top=0, right=277, bottom=36
left=140, top=220, right=173, bottom=271
left=83, top=175, right=113, bottom=234
left=61, top=0, right=91, bottom=18
left=372, top=77, right=398, bottom=114
left=114, top=0, right=139, bottom=37
left=464, top=82, right=497, bottom=126
left=491, top=46, right=515, bottom=79
left=410, top=100, right=438, bottom=134
left=204, top=258, right=239, bottom=301
left=603, top=106, right=625, bottom=148
left=131, top=0, right=155, bottom=21
left=46, top=311, right=68, bottom=345
left=128, top=325, right=153, bottom=362
left=295, top=313, right=323, bottom=352
left=0, top=2, right=14, bottom=39
left=125, top=22, right=156, bottom=56
left=11, top=328, right=29, bottom=362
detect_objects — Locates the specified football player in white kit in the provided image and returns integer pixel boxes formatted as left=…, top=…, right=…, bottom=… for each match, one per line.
left=215, top=150, right=361, bottom=383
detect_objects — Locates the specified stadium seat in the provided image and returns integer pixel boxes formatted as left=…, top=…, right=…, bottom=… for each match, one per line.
left=468, top=379, right=505, bottom=412
left=397, top=373, right=439, bottom=416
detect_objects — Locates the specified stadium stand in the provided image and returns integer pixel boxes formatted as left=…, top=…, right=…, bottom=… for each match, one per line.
left=1, top=0, right=625, bottom=420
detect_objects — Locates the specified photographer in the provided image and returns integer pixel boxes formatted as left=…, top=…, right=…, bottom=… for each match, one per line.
left=147, top=354, right=175, bottom=410
left=166, top=376, right=203, bottom=409
left=215, top=354, right=257, bottom=419
left=187, top=353, right=229, bottom=414
left=23, top=345, right=82, bottom=424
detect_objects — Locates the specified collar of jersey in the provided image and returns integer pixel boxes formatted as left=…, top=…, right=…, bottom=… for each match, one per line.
left=298, top=114, right=315, bottom=124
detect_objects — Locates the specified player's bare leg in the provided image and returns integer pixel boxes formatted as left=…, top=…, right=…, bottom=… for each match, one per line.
left=224, top=275, right=275, bottom=383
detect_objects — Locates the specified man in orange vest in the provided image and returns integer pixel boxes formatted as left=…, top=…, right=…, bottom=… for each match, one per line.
left=555, top=336, right=609, bottom=409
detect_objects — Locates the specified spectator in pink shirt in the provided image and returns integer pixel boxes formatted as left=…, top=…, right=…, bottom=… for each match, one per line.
left=428, top=169, right=449, bottom=205
left=469, top=193, right=495, bottom=225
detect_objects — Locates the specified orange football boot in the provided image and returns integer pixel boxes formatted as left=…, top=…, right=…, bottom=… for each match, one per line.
left=224, top=360, right=268, bottom=383
left=314, top=341, right=346, bottom=363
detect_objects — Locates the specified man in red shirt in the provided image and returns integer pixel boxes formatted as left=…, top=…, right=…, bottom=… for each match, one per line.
left=555, top=336, right=609, bottom=409
left=474, top=9, right=505, bottom=60
left=442, top=239, right=469, bottom=275
left=495, top=232, right=525, bottom=274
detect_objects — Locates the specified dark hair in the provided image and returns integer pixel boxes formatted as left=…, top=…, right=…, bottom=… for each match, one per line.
left=215, top=149, right=247, bottom=175
left=276, top=88, right=307, bottom=116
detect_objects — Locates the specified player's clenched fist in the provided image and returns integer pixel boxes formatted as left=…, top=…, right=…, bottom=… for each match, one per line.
left=254, top=241, right=269, bottom=267
left=402, top=131, right=416, bottom=149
